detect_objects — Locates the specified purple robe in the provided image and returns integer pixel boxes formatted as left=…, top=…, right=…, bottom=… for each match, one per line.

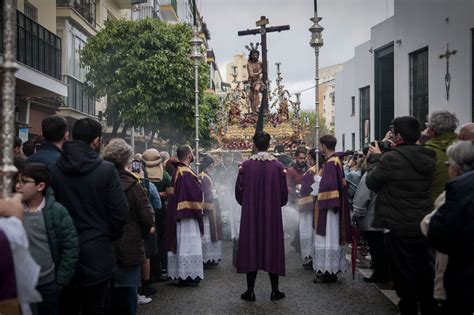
left=315, top=152, right=351, bottom=244
left=235, top=152, right=288, bottom=276
left=298, top=166, right=317, bottom=213
left=164, top=161, right=204, bottom=253
left=0, top=229, right=17, bottom=303
left=199, top=172, right=223, bottom=242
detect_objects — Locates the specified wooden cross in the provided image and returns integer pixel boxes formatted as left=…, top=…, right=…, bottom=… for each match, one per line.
left=238, top=16, right=290, bottom=133
left=439, top=44, right=457, bottom=101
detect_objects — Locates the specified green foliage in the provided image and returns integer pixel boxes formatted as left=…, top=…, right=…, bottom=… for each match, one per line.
left=299, top=110, right=334, bottom=146
left=80, top=18, right=209, bottom=143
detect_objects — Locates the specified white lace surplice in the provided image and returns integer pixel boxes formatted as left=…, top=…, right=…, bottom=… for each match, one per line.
left=201, top=215, right=222, bottom=263
left=312, top=208, right=347, bottom=274
left=167, top=218, right=204, bottom=280
left=299, top=209, right=314, bottom=260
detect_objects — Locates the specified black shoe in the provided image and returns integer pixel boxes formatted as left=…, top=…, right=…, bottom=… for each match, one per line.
left=143, top=285, right=157, bottom=296
left=270, top=291, right=285, bottom=301
left=303, top=261, right=313, bottom=270
left=363, top=276, right=375, bottom=283
left=240, top=290, right=256, bottom=302
left=313, top=274, right=337, bottom=284
left=187, top=279, right=200, bottom=287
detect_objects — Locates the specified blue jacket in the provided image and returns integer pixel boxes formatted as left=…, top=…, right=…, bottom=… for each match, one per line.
left=27, top=142, right=61, bottom=168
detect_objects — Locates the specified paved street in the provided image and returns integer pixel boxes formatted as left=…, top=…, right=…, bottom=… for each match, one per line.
left=139, top=240, right=398, bottom=314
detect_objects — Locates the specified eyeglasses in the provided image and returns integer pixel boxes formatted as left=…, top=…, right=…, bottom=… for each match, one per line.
left=16, top=179, right=36, bottom=186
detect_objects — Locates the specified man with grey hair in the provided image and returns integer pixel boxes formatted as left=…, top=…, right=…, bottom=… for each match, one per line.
left=458, top=123, right=474, bottom=140
left=425, top=111, right=459, bottom=203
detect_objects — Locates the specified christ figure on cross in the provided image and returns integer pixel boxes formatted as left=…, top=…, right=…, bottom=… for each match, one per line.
left=247, top=44, right=264, bottom=113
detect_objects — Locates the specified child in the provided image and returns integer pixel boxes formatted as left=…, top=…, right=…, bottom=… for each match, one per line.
left=16, top=163, right=78, bottom=315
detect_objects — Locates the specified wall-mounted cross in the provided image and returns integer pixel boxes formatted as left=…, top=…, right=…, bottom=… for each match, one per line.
left=439, top=44, right=457, bottom=101
left=238, top=16, right=290, bottom=133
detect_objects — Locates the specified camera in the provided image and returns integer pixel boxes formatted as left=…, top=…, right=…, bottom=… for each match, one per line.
left=131, top=160, right=141, bottom=173
left=370, top=140, right=391, bottom=153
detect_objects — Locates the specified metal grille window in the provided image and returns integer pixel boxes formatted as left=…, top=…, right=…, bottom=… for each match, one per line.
left=359, top=86, right=370, bottom=148
left=0, top=8, right=61, bottom=80
left=410, top=47, right=429, bottom=124
left=67, top=76, right=95, bottom=115
left=24, top=3, right=38, bottom=21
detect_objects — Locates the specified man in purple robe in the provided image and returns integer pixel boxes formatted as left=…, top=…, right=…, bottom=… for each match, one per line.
left=313, top=135, right=351, bottom=283
left=166, top=145, right=204, bottom=287
left=235, top=131, right=288, bottom=302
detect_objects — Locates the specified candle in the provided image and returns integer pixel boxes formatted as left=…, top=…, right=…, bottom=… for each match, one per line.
left=314, top=0, right=318, bottom=13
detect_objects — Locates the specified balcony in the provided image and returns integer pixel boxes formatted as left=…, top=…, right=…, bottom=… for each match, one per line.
left=65, top=76, right=96, bottom=116
left=57, top=0, right=96, bottom=27
left=136, top=5, right=159, bottom=20
left=0, top=10, right=62, bottom=81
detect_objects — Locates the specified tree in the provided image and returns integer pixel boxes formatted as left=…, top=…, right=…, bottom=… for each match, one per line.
left=299, top=110, right=334, bottom=146
left=80, top=19, right=209, bottom=144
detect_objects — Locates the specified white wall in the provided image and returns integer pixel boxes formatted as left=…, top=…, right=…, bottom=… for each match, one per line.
left=335, top=58, right=356, bottom=152
left=335, top=0, right=474, bottom=150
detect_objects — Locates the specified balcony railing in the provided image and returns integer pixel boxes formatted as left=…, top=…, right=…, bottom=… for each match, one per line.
left=66, top=75, right=96, bottom=115
left=0, top=9, right=62, bottom=80
left=137, top=5, right=158, bottom=20
left=57, top=0, right=96, bottom=27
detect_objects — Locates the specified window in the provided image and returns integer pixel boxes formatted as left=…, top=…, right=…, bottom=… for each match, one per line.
left=410, top=47, right=429, bottom=124
left=342, top=133, right=346, bottom=152
left=68, top=26, right=88, bottom=82
left=351, top=96, right=355, bottom=116
left=24, top=2, right=38, bottom=21
left=359, top=86, right=370, bottom=148
left=351, top=133, right=356, bottom=151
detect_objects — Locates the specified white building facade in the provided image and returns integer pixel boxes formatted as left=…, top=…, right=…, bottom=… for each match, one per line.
left=335, top=0, right=474, bottom=151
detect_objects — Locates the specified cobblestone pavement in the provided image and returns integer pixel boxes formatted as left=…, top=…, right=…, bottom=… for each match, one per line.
left=138, top=240, right=399, bottom=314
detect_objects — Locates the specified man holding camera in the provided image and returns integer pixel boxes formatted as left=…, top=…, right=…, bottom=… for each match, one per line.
left=366, top=116, right=436, bottom=315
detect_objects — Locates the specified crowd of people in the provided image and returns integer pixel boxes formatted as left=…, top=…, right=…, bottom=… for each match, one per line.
left=0, top=110, right=473, bottom=315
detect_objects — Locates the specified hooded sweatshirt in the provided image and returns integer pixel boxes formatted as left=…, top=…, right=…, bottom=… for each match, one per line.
left=50, top=141, right=128, bottom=287
left=425, top=132, right=458, bottom=204
left=366, top=144, right=436, bottom=238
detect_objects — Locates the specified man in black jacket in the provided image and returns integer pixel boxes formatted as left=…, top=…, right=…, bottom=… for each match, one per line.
left=27, top=115, right=68, bottom=168
left=366, top=116, right=436, bottom=315
left=50, top=118, right=128, bottom=315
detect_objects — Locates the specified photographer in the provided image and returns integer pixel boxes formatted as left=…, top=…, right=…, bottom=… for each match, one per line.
left=366, top=116, right=436, bottom=315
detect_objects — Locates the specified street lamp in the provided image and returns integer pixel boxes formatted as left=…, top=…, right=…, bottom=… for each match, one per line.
left=190, top=0, right=202, bottom=173
left=309, top=0, right=324, bottom=168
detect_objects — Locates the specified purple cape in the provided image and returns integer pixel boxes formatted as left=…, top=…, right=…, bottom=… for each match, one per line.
left=235, top=153, right=288, bottom=276
left=200, top=172, right=223, bottom=242
left=298, top=166, right=318, bottom=213
left=315, top=152, right=352, bottom=244
left=0, top=229, right=17, bottom=302
left=164, top=161, right=204, bottom=253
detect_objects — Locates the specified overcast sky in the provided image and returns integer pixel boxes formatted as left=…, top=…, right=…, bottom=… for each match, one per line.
left=199, top=0, right=394, bottom=110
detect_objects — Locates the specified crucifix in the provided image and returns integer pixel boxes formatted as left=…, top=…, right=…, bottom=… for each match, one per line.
left=238, top=16, right=290, bottom=133
left=439, top=44, right=457, bottom=101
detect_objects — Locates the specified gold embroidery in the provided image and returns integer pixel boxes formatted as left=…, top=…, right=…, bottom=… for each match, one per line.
left=175, top=166, right=199, bottom=185
left=318, top=190, right=340, bottom=200
left=249, top=153, right=276, bottom=161
left=177, top=201, right=203, bottom=211
left=298, top=195, right=314, bottom=205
